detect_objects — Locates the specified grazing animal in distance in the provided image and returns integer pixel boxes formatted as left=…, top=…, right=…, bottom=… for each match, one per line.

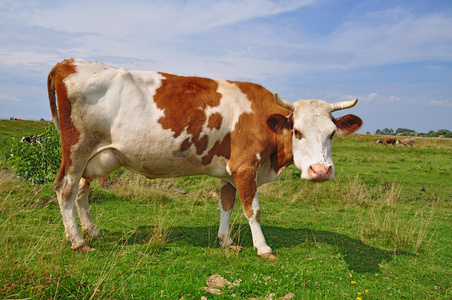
left=47, top=59, right=362, bottom=258
left=376, top=138, right=396, bottom=147
left=396, top=138, right=415, bottom=147
left=20, top=134, right=42, bottom=144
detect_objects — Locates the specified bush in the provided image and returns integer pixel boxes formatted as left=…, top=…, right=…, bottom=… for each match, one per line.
left=0, top=138, right=12, bottom=165
left=8, top=124, right=62, bottom=184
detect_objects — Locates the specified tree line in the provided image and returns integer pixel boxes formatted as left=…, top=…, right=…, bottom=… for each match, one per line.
left=374, top=128, right=451, bottom=138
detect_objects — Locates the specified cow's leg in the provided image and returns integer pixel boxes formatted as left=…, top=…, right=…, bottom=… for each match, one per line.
left=75, top=177, right=102, bottom=239
left=233, top=171, right=275, bottom=259
left=217, top=180, right=243, bottom=251
left=75, top=149, right=121, bottom=241
left=55, top=169, right=92, bottom=252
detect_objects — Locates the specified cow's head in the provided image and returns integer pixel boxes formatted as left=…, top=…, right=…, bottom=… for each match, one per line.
left=267, top=93, right=362, bottom=181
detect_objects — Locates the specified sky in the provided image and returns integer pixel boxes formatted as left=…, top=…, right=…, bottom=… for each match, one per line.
left=0, top=0, right=451, bottom=134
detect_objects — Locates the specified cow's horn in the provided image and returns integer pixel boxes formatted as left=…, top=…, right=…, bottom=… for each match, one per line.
left=274, top=92, right=295, bottom=111
left=330, top=98, right=358, bottom=112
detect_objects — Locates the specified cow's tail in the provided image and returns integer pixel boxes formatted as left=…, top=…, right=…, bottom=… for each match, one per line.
left=47, top=71, right=61, bottom=135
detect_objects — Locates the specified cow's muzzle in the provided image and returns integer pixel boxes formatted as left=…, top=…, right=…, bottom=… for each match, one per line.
left=307, top=164, right=333, bottom=181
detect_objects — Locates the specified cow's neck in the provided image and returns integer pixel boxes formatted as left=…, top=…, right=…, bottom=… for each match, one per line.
left=270, top=133, right=293, bottom=175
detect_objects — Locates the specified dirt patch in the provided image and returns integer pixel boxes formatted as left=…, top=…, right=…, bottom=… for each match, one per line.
left=0, top=168, right=18, bottom=180
left=203, top=274, right=294, bottom=299
left=203, top=274, right=241, bottom=296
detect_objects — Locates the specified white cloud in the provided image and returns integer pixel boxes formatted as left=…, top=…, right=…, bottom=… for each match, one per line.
left=428, top=99, right=452, bottom=108
left=389, top=96, right=401, bottom=102
left=2, top=1, right=451, bottom=78
left=361, top=93, right=379, bottom=103
left=5, top=0, right=312, bottom=38
left=355, top=94, right=404, bottom=104
left=0, top=0, right=316, bottom=79
left=0, top=50, right=61, bottom=67
left=324, top=8, right=452, bottom=67
left=0, top=92, right=22, bottom=102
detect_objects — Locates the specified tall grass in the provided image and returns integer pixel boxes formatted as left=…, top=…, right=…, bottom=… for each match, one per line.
left=259, top=171, right=436, bottom=255
left=335, top=174, right=434, bottom=253
left=0, top=174, right=175, bottom=299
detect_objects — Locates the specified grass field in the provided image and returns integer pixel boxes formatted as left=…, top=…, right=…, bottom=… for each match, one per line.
left=0, top=120, right=451, bottom=299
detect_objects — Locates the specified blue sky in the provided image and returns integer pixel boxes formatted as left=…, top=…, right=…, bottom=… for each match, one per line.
left=0, top=0, right=451, bottom=133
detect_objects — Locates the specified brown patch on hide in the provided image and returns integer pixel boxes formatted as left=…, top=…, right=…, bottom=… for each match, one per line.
left=47, top=59, right=80, bottom=187
left=196, top=135, right=209, bottom=155
left=154, top=73, right=222, bottom=156
left=180, top=138, right=191, bottom=152
left=207, top=113, right=223, bottom=130
left=202, top=133, right=231, bottom=165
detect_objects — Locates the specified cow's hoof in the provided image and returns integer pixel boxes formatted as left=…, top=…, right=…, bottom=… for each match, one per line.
left=259, top=252, right=276, bottom=260
left=228, top=244, right=244, bottom=252
left=72, top=244, right=95, bottom=252
left=83, top=227, right=103, bottom=239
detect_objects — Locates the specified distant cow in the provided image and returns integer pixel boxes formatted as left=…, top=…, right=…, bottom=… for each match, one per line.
left=20, top=134, right=42, bottom=144
left=47, top=59, right=362, bottom=257
left=396, top=138, right=415, bottom=147
left=438, top=135, right=445, bottom=138
left=376, top=138, right=396, bottom=146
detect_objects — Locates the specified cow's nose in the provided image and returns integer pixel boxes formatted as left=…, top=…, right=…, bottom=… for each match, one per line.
left=308, top=164, right=332, bottom=181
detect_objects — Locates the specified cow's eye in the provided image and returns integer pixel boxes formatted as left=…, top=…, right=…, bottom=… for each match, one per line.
left=293, top=129, right=303, bottom=140
left=329, top=131, right=336, bottom=140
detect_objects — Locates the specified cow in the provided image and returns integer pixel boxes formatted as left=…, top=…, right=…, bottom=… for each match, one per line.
left=47, top=59, right=362, bottom=258
left=396, top=138, right=415, bottom=147
left=20, top=134, right=42, bottom=144
left=376, top=138, right=396, bottom=146
left=438, top=135, right=445, bottom=138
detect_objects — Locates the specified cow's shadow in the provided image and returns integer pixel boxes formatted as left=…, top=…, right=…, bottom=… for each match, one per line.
left=101, top=224, right=410, bottom=274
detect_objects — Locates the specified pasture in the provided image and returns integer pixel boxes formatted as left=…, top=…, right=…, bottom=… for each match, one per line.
left=0, top=120, right=451, bottom=299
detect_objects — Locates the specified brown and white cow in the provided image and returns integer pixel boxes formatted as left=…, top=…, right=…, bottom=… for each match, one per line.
left=396, top=138, right=415, bottom=147
left=47, top=59, right=362, bottom=258
left=376, top=138, right=396, bottom=146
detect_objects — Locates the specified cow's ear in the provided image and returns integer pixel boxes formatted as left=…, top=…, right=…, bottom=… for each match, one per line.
left=267, top=114, right=293, bottom=134
left=333, top=114, right=362, bottom=136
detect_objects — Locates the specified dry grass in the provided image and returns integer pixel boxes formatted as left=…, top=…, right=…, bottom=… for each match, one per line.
left=333, top=174, right=436, bottom=253
left=259, top=172, right=437, bottom=254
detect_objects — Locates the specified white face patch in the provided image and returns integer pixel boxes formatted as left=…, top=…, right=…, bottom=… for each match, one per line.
left=291, top=100, right=337, bottom=180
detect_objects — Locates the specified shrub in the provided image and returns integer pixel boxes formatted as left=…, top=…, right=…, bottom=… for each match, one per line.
left=8, top=124, right=61, bottom=184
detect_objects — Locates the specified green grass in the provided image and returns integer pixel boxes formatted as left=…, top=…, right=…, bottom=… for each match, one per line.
left=0, top=119, right=50, bottom=165
left=0, top=120, right=451, bottom=299
left=0, top=119, right=49, bottom=139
